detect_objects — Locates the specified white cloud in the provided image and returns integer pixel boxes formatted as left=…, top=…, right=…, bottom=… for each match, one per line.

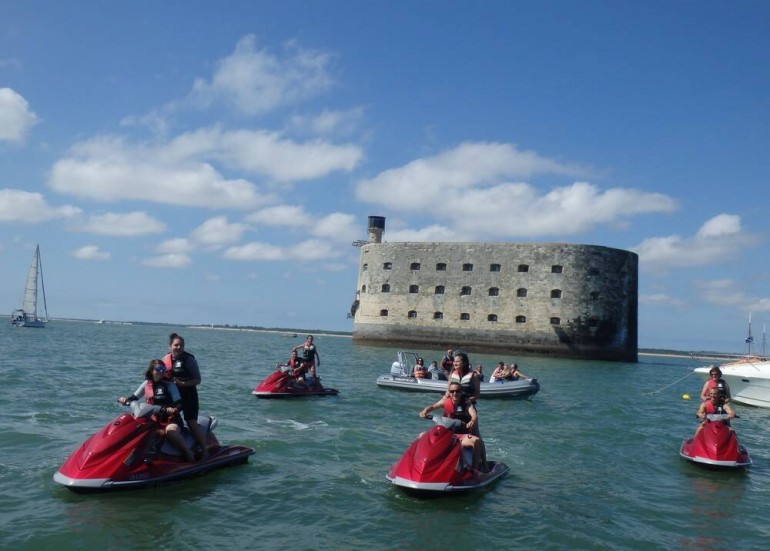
left=384, top=224, right=462, bottom=242
left=311, top=212, right=359, bottom=242
left=355, top=142, right=675, bottom=238
left=215, top=129, right=362, bottom=181
left=49, top=135, right=269, bottom=209
left=693, top=279, right=770, bottom=313
left=245, top=204, right=309, bottom=226
left=72, top=211, right=166, bottom=236
left=356, top=142, right=589, bottom=208
left=223, top=238, right=340, bottom=262
left=639, top=293, right=685, bottom=307
left=141, top=253, right=192, bottom=268
left=190, top=216, right=248, bottom=247
left=72, top=245, right=111, bottom=261
left=634, top=214, right=755, bottom=271
left=155, top=238, right=194, bottom=254
left=0, top=189, right=81, bottom=222
left=0, top=88, right=39, bottom=143
left=289, top=107, right=365, bottom=136
left=223, top=241, right=285, bottom=261
left=187, top=35, right=334, bottom=115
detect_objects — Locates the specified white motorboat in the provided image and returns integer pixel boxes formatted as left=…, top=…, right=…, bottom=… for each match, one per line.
left=10, top=245, right=49, bottom=328
left=695, top=357, right=770, bottom=408
left=376, top=351, right=540, bottom=399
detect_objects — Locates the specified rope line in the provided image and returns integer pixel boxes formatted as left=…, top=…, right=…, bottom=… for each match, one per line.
left=643, top=371, right=696, bottom=396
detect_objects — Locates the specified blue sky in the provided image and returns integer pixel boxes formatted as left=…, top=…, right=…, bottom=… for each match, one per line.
left=2, top=1, right=769, bottom=353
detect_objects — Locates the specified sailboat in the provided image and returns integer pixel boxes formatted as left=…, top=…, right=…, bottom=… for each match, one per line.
left=10, top=245, right=49, bottom=328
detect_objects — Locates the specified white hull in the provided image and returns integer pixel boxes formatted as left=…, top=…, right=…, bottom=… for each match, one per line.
left=376, top=374, right=539, bottom=398
left=378, top=351, right=540, bottom=399
left=695, top=359, right=770, bottom=408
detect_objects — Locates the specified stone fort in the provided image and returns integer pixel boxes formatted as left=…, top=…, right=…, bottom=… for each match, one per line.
left=350, top=216, right=638, bottom=362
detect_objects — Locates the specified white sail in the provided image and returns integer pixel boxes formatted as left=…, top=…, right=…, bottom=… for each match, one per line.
left=22, top=246, right=40, bottom=317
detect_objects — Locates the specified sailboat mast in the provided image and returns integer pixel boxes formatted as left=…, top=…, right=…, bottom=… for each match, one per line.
left=37, top=246, right=49, bottom=321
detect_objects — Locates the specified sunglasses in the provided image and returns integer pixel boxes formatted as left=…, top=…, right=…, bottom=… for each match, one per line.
left=448, top=390, right=461, bottom=394
left=154, top=366, right=167, bottom=373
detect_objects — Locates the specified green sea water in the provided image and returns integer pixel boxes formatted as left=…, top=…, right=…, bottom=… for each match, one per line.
left=1, top=320, right=768, bottom=550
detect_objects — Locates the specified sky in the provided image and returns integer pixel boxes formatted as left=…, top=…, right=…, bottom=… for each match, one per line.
left=1, top=1, right=769, bottom=353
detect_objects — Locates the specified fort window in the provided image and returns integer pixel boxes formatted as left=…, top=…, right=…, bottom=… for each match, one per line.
left=383, top=262, right=392, bottom=270
left=433, top=312, right=444, bottom=320
left=379, top=309, right=388, bottom=317
left=518, top=264, right=529, bottom=272
left=551, top=265, right=563, bottom=274
left=588, top=267, right=600, bottom=276
left=488, top=287, right=499, bottom=296
left=436, top=263, right=447, bottom=271
left=550, top=317, right=561, bottom=325
left=487, top=314, right=498, bottom=322
left=460, top=313, right=470, bottom=321
left=362, top=263, right=368, bottom=271
left=515, top=315, right=527, bottom=323
left=517, top=288, right=528, bottom=298
left=460, top=286, right=472, bottom=296
left=590, top=291, right=600, bottom=301
left=409, top=285, right=419, bottom=293
left=410, top=262, right=421, bottom=271
left=551, top=289, right=562, bottom=299
left=489, top=263, right=501, bottom=272
left=407, top=310, right=417, bottom=319
left=435, top=285, right=445, bottom=295
left=462, top=263, right=474, bottom=272
left=361, top=285, right=366, bottom=293
left=588, top=318, right=599, bottom=327
left=381, top=284, right=390, bottom=293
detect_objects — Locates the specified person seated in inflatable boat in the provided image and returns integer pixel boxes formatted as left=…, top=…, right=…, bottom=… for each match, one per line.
left=419, top=382, right=487, bottom=472
left=118, top=359, right=195, bottom=463
left=695, top=387, right=736, bottom=435
left=412, top=357, right=428, bottom=378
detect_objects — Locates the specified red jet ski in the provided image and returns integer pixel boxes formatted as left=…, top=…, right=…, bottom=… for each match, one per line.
left=680, top=413, right=752, bottom=469
left=252, top=368, right=339, bottom=398
left=386, top=415, right=509, bottom=497
left=53, top=402, right=255, bottom=493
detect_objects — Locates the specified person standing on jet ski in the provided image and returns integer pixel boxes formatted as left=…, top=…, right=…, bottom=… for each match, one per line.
left=419, top=382, right=486, bottom=472
left=164, top=333, right=209, bottom=460
left=118, top=359, right=195, bottom=463
left=293, top=335, right=320, bottom=386
left=695, top=387, right=736, bottom=435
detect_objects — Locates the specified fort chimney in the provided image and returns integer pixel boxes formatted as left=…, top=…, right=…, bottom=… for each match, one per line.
left=367, top=216, right=386, bottom=243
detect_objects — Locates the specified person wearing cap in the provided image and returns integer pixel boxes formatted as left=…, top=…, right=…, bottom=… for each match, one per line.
left=118, top=359, right=195, bottom=463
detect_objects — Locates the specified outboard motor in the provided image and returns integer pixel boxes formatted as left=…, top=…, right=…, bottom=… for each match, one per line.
left=391, top=361, right=405, bottom=376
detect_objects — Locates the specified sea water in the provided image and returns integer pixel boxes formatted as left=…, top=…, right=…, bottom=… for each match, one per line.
left=1, top=320, right=768, bottom=550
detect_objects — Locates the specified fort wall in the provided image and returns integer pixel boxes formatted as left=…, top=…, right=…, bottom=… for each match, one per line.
left=350, top=219, right=638, bottom=361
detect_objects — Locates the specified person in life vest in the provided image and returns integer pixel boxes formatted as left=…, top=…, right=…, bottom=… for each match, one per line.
left=412, top=357, right=428, bottom=378
left=163, top=333, right=209, bottom=460
left=419, top=382, right=487, bottom=472
left=118, top=359, right=195, bottom=463
left=695, top=387, right=736, bottom=435
left=699, top=366, right=732, bottom=403
left=293, top=335, right=321, bottom=385
left=446, top=351, right=481, bottom=405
